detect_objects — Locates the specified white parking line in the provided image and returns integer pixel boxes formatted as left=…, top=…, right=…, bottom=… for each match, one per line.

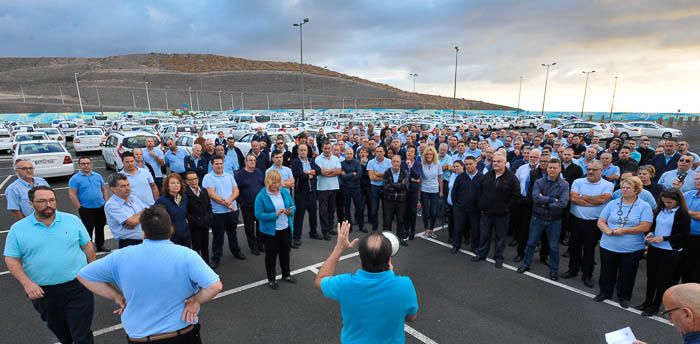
left=0, top=175, right=12, bottom=191
left=417, top=234, right=673, bottom=326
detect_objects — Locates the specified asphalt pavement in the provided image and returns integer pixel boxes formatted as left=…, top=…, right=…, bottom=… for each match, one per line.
left=2, top=124, right=699, bottom=343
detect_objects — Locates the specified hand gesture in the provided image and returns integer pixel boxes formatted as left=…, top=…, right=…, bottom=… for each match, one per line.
left=276, top=208, right=285, bottom=216
left=335, top=221, right=359, bottom=250
left=284, top=208, right=292, bottom=216
left=113, top=294, right=126, bottom=315
left=182, top=296, right=200, bottom=324
left=672, top=178, right=683, bottom=189
left=23, top=281, right=44, bottom=300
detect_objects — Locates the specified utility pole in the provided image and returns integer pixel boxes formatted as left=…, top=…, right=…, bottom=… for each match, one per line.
left=516, top=76, right=523, bottom=115
left=293, top=18, right=310, bottom=120
left=164, top=88, right=169, bottom=110
left=218, top=90, right=223, bottom=111
left=231, top=94, right=235, bottom=110
left=20, top=85, right=26, bottom=103
left=608, top=76, right=618, bottom=121
left=132, top=90, right=136, bottom=109
left=59, top=86, right=64, bottom=104
left=188, top=87, right=193, bottom=110
left=580, top=70, right=595, bottom=117
left=409, top=73, right=418, bottom=93
left=74, top=73, right=84, bottom=115
left=452, top=46, right=459, bottom=120
left=267, top=95, right=270, bottom=110
left=240, top=92, right=244, bottom=110
left=540, top=62, right=556, bottom=116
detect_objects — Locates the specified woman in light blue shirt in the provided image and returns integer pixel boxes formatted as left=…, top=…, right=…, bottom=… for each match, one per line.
left=420, top=146, right=443, bottom=239
left=638, top=188, right=690, bottom=316
left=446, top=160, right=464, bottom=246
left=595, top=176, right=652, bottom=308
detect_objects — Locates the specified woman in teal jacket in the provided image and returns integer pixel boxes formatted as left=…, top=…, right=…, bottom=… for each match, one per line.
left=255, top=169, right=296, bottom=290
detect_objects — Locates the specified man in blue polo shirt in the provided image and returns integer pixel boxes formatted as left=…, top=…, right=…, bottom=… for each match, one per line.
left=367, top=146, right=392, bottom=232
left=4, top=185, right=95, bottom=344
left=143, top=137, right=165, bottom=188
left=120, top=151, right=158, bottom=206
left=267, top=150, right=294, bottom=189
left=316, top=141, right=343, bottom=240
left=6, top=159, right=49, bottom=221
left=69, top=156, right=110, bottom=252
left=203, top=156, right=246, bottom=269
left=105, top=173, right=147, bottom=248
left=315, top=221, right=418, bottom=343
left=164, top=139, right=188, bottom=175
left=78, top=205, right=222, bottom=343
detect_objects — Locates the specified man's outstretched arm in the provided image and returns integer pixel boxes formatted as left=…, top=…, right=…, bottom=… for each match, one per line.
left=314, top=221, right=357, bottom=289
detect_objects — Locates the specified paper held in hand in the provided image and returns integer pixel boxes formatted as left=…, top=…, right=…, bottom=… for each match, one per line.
left=605, top=327, right=637, bottom=344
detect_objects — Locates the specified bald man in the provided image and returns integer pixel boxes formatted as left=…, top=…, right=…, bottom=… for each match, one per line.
left=661, top=283, right=700, bottom=343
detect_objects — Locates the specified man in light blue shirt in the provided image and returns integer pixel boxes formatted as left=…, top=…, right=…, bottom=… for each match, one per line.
left=267, top=150, right=295, bottom=189
left=4, top=185, right=95, bottom=344
left=105, top=173, right=147, bottom=248
left=69, top=156, right=109, bottom=252
left=600, top=152, right=620, bottom=187
left=486, top=131, right=504, bottom=149
left=315, top=222, right=418, bottom=344
left=659, top=153, right=696, bottom=193
left=367, top=146, right=392, bottom=232
left=465, top=139, right=482, bottom=158
left=575, top=146, right=598, bottom=174
left=142, top=137, right=165, bottom=188
left=315, top=142, right=343, bottom=240
left=120, top=151, right=158, bottom=206
left=208, top=145, right=237, bottom=175
left=6, top=159, right=49, bottom=221
left=202, top=156, right=246, bottom=268
left=78, top=206, right=222, bottom=342
left=164, top=139, right=188, bottom=174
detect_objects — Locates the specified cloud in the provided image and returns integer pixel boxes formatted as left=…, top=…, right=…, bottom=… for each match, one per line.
left=0, top=0, right=698, bottom=112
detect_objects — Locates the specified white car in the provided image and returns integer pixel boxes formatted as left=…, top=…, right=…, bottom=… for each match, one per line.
left=35, top=128, right=66, bottom=146
left=102, top=131, right=161, bottom=171
left=73, top=128, right=106, bottom=153
left=162, top=125, right=196, bottom=142
left=546, top=121, right=613, bottom=139
left=626, top=121, right=683, bottom=139
left=174, top=134, right=197, bottom=155
left=12, top=132, right=50, bottom=151
left=13, top=140, right=75, bottom=178
left=57, top=121, right=80, bottom=139
left=11, top=124, right=35, bottom=135
left=92, top=115, right=109, bottom=127
left=237, top=132, right=295, bottom=154
left=608, top=122, right=642, bottom=139
left=0, top=129, right=12, bottom=153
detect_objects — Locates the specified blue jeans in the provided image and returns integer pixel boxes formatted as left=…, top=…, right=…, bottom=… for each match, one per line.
left=523, top=216, right=561, bottom=272
left=369, top=186, right=384, bottom=231
left=421, top=191, right=440, bottom=230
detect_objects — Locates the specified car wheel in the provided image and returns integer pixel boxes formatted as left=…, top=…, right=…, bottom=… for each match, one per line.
left=620, top=132, right=629, bottom=140
left=662, top=132, right=672, bottom=139
left=530, top=123, right=536, bottom=128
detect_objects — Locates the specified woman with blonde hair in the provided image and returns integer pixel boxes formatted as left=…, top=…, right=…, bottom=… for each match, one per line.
left=255, top=169, right=296, bottom=290
left=420, top=146, right=443, bottom=239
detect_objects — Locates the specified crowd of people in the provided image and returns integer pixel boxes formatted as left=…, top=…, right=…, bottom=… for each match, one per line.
left=6, top=121, right=700, bottom=342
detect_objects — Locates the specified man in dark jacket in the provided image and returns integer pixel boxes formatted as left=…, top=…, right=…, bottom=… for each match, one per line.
left=651, top=138, right=680, bottom=182
left=517, top=158, right=570, bottom=280
left=184, top=171, right=213, bottom=264
left=252, top=127, right=272, bottom=149
left=341, top=148, right=364, bottom=233
left=225, top=137, right=245, bottom=172
left=636, top=138, right=655, bottom=166
left=515, top=153, right=551, bottom=264
left=185, top=144, right=208, bottom=184
left=560, top=147, right=583, bottom=247
left=614, top=146, right=639, bottom=175
left=272, top=137, right=293, bottom=167
left=290, top=143, right=323, bottom=246
left=383, top=155, right=409, bottom=246
left=234, top=154, right=266, bottom=254
left=250, top=140, right=270, bottom=171
left=472, top=151, right=520, bottom=268
left=451, top=156, right=482, bottom=253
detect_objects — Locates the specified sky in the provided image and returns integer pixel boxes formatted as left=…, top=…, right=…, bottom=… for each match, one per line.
left=1, top=0, right=699, bottom=113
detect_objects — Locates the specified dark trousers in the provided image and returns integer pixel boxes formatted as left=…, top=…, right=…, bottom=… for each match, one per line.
left=154, top=177, right=163, bottom=190
left=127, top=324, right=202, bottom=344
left=335, top=187, right=345, bottom=222
left=361, top=184, right=370, bottom=224
left=262, top=228, right=292, bottom=282
left=404, top=188, right=419, bottom=237
left=294, top=191, right=318, bottom=238
left=241, top=205, right=263, bottom=251
left=509, top=197, right=528, bottom=237
left=318, top=190, right=337, bottom=234
left=211, top=211, right=241, bottom=262
left=190, top=224, right=210, bottom=264
left=383, top=199, right=406, bottom=238
left=78, top=206, right=106, bottom=249
left=560, top=205, right=573, bottom=243
left=368, top=186, right=384, bottom=231
left=568, top=216, right=601, bottom=278
left=118, top=239, right=143, bottom=248
left=453, top=210, right=480, bottom=251
left=680, top=235, right=700, bottom=283
left=645, top=246, right=682, bottom=309
left=344, top=188, right=364, bottom=231
left=421, top=192, right=440, bottom=230
left=476, top=213, right=510, bottom=263
left=447, top=204, right=454, bottom=241
left=32, top=279, right=94, bottom=344
left=599, top=248, right=644, bottom=300
left=171, top=231, right=192, bottom=248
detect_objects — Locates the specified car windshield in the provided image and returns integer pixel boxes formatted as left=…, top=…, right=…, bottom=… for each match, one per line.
left=123, top=136, right=159, bottom=148
left=18, top=142, right=64, bottom=155
left=177, top=127, right=194, bottom=132
left=255, top=115, right=271, bottom=123
left=77, top=129, right=103, bottom=136
left=16, top=134, right=46, bottom=141
left=39, top=129, right=59, bottom=134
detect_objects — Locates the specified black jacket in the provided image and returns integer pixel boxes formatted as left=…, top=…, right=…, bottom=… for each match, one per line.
left=651, top=208, right=691, bottom=251
left=273, top=149, right=293, bottom=167
left=225, top=146, right=245, bottom=169
left=251, top=150, right=270, bottom=171
left=478, top=169, right=520, bottom=216
left=185, top=186, right=212, bottom=227
left=615, top=158, right=639, bottom=175
left=636, top=147, right=655, bottom=166
left=383, top=168, right=408, bottom=202
left=185, top=155, right=208, bottom=182
left=562, top=162, right=584, bottom=189
left=451, top=172, right=482, bottom=213
left=341, top=159, right=362, bottom=189
left=651, top=152, right=680, bottom=182
left=290, top=157, right=322, bottom=194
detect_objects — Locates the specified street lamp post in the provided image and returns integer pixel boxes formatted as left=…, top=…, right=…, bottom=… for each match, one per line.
left=188, top=87, right=193, bottom=111
left=516, top=76, right=523, bottom=114
left=452, top=46, right=459, bottom=120
left=409, top=73, right=418, bottom=93
left=145, top=82, right=151, bottom=113
left=218, top=90, right=223, bottom=111
left=293, top=18, right=310, bottom=120
left=240, top=92, right=244, bottom=110
left=132, top=90, right=136, bottom=109
left=540, top=62, right=556, bottom=116
left=580, top=70, right=595, bottom=117
left=74, top=73, right=84, bottom=115
left=59, top=86, right=64, bottom=104
left=164, top=88, right=169, bottom=110
left=608, top=76, right=618, bottom=121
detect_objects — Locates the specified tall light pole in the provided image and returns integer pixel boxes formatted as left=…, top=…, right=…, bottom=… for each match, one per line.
left=59, top=86, right=64, bottom=104
left=164, top=88, right=169, bottom=110
left=409, top=73, right=418, bottom=93
left=452, top=46, right=459, bottom=120
left=145, top=82, right=151, bottom=113
left=580, top=70, right=595, bottom=117
left=74, top=73, right=84, bottom=115
left=218, top=90, right=223, bottom=111
left=540, top=62, right=556, bottom=116
left=293, top=18, right=310, bottom=120
left=516, top=76, right=523, bottom=114
left=608, top=76, right=618, bottom=121
left=188, top=87, right=193, bottom=110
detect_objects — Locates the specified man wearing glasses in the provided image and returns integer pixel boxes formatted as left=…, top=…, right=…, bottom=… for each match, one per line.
left=272, top=138, right=292, bottom=167
left=659, top=153, right=696, bottom=193
left=6, top=159, right=49, bottom=221
left=634, top=283, right=700, bottom=344
left=4, top=185, right=96, bottom=344
left=69, top=157, right=110, bottom=252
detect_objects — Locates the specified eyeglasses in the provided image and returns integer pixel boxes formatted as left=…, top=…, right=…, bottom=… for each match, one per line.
left=31, top=198, right=56, bottom=205
left=16, top=167, right=34, bottom=171
left=680, top=159, right=693, bottom=163
left=660, top=307, right=682, bottom=319
left=186, top=178, right=198, bottom=182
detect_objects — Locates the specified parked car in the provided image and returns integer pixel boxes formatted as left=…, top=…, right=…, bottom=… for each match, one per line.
left=608, top=122, right=642, bottom=139
left=92, top=115, right=109, bottom=127
left=546, top=121, right=613, bottom=139
left=102, top=131, right=161, bottom=171
left=0, top=129, right=12, bottom=153
left=11, top=124, right=35, bottom=135
left=35, top=128, right=66, bottom=146
left=162, top=125, right=196, bottom=142
left=12, top=140, right=74, bottom=178
left=626, top=121, right=683, bottom=139
left=237, top=132, right=295, bottom=153
left=57, top=120, right=80, bottom=139
left=73, top=128, right=106, bottom=154
left=174, top=134, right=197, bottom=155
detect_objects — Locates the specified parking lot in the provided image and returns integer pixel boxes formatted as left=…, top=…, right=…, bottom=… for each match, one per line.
left=3, top=120, right=700, bottom=343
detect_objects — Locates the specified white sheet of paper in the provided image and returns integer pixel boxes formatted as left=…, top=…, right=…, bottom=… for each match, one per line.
left=605, top=327, right=637, bottom=344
